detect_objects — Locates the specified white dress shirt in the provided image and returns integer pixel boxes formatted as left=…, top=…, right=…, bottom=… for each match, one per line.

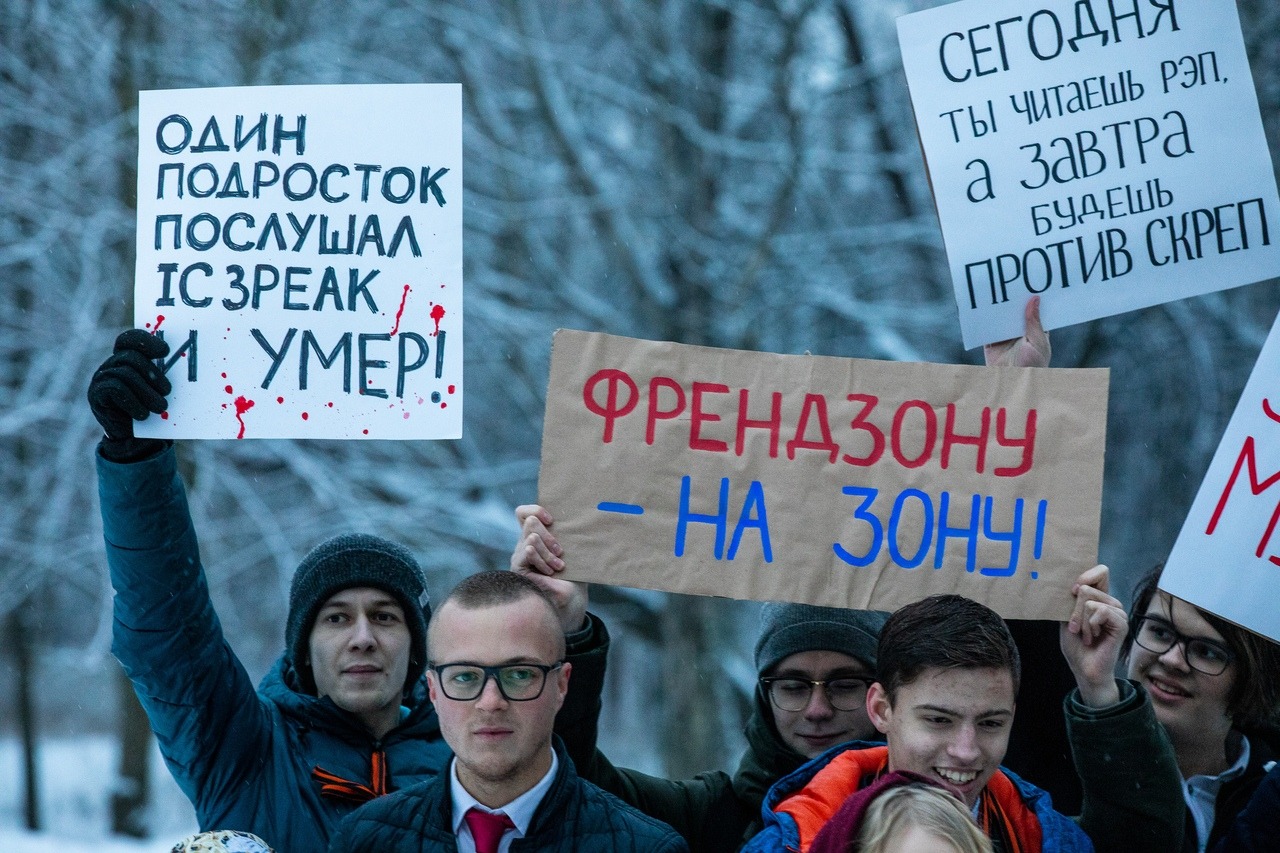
left=449, top=749, right=559, bottom=853
left=1184, top=734, right=1250, bottom=853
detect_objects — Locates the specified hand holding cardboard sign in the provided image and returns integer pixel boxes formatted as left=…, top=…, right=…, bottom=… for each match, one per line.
left=1060, top=564, right=1125, bottom=709
left=511, top=504, right=589, bottom=633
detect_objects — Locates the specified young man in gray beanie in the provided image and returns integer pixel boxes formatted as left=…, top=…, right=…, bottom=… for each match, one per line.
left=88, top=331, right=597, bottom=853
left=509, top=505, right=887, bottom=853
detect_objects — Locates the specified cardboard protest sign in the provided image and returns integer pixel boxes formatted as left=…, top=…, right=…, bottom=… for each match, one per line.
left=538, top=330, right=1109, bottom=619
left=1160, top=310, right=1280, bottom=642
left=897, top=0, right=1280, bottom=349
left=133, top=84, right=462, bottom=439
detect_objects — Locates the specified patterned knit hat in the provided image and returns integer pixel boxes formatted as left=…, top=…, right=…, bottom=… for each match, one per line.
left=286, top=532, right=429, bottom=695
left=170, top=830, right=275, bottom=853
left=754, top=603, right=889, bottom=675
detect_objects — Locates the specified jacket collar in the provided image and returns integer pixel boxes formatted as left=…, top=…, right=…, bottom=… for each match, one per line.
left=259, top=656, right=438, bottom=743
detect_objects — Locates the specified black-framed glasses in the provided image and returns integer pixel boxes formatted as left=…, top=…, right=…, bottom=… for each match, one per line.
left=1132, top=615, right=1234, bottom=676
left=430, top=662, right=564, bottom=701
left=760, top=676, right=874, bottom=712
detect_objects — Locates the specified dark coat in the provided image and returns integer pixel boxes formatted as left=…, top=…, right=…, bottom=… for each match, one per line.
left=1195, top=732, right=1278, bottom=853
left=326, top=739, right=690, bottom=853
left=1212, top=759, right=1280, bottom=852
left=556, top=618, right=810, bottom=853
left=99, top=446, right=454, bottom=852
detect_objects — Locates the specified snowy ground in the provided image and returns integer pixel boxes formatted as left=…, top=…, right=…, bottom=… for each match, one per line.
left=0, top=736, right=197, bottom=852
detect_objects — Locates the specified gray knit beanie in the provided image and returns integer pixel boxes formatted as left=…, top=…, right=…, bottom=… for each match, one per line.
left=754, top=603, right=889, bottom=675
left=286, top=532, right=429, bottom=696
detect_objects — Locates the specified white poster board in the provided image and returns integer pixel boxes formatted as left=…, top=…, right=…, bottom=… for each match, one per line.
left=898, top=0, right=1280, bottom=349
left=1161, top=309, right=1280, bottom=642
left=134, top=84, right=462, bottom=439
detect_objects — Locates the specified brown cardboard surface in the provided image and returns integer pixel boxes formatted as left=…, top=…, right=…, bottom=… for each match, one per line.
left=538, top=330, right=1109, bottom=620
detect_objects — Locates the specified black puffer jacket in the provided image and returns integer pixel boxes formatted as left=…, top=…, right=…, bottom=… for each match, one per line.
left=328, top=739, right=689, bottom=853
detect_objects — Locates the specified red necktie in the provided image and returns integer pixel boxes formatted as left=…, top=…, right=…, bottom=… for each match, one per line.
left=464, top=807, right=516, bottom=853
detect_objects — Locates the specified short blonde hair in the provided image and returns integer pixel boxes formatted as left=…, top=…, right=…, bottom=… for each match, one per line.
left=856, top=784, right=992, bottom=853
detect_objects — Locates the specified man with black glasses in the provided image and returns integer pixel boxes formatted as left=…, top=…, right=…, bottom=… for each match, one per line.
left=328, top=571, right=687, bottom=853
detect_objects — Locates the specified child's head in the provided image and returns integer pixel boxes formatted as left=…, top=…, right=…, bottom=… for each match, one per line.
left=855, top=783, right=993, bottom=853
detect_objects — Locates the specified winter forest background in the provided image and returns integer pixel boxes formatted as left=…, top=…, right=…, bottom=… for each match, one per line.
left=2, top=0, right=1280, bottom=846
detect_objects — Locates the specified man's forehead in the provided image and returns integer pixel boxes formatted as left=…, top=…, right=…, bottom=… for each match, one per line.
left=429, top=597, right=561, bottom=655
left=909, top=700, right=1014, bottom=718
left=771, top=650, right=872, bottom=676
left=773, top=662, right=872, bottom=679
left=319, top=587, right=402, bottom=609
left=898, top=665, right=1016, bottom=715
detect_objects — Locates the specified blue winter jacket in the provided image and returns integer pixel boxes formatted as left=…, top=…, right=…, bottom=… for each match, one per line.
left=98, top=446, right=453, bottom=853
left=742, top=740, right=1094, bottom=853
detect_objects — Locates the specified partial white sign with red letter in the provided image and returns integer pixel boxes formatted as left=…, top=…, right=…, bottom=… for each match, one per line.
left=1161, top=310, right=1280, bottom=642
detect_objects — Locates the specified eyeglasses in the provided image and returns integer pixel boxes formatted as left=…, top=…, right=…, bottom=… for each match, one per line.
left=760, top=676, right=874, bottom=712
left=430, top=662, right=564, bottom=702
left=1132, top=615, right=1234, bottom=676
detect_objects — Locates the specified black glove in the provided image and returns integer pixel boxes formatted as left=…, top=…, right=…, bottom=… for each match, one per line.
left=87, top=329, right=173, bottom=463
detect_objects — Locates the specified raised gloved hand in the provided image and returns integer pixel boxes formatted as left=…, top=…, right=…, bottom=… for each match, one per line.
left=87, top=329, right=173, bottom=463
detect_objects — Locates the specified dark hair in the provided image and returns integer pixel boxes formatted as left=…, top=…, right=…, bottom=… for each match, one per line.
left=877, top=595, right=1021, bottom=702
left=1123, top=564, right=1280, bottom=727
left=429, top=570, right=564, bottom=659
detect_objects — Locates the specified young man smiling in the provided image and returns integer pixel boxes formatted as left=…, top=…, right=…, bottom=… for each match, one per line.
left=744, top=570, right=1187, bottom=853
left=328, top=571, right=687, bottom=853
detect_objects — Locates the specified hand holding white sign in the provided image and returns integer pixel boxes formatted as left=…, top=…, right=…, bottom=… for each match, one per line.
left=897, top=0, right=1280, bottom=348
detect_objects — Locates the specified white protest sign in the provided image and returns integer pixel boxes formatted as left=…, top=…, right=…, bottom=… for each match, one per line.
left=897, top=0, right=1280, bottom=349
left=1161, top=309, right=1280, bottom=642
left=134, top=84, right=462, bottom=439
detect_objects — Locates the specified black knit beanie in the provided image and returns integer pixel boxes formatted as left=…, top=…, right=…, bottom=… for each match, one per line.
left=754, top=603, right=889, bottom=676
left=286, top=532, right=429, bottom=696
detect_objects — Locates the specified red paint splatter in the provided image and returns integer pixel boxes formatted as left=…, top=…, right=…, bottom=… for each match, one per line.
left=326, top=402, right=334, bottom=408
left=440, top=402, right=448, bottom=409
left=233, top=396, right=255, bottom=439
left=160, top=412, right=169, bottom=420
left=146, top=315, right=165, bottom=333
left=390, top=284, right=412, bottom=336
left=448, top=385, right=456, bottom=394
left=302, top=412, right=309, bottom=420
left=362, top=429, right=369, bottom=435
left=403, top=412, right=410, bottom=420
left=224, top=385, right=234, bottom=394
left=430, top=303, right=446, bottom=336
left=277, top=396, right=284, bottom=404
left=221, top=373, right=228, bottom=379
